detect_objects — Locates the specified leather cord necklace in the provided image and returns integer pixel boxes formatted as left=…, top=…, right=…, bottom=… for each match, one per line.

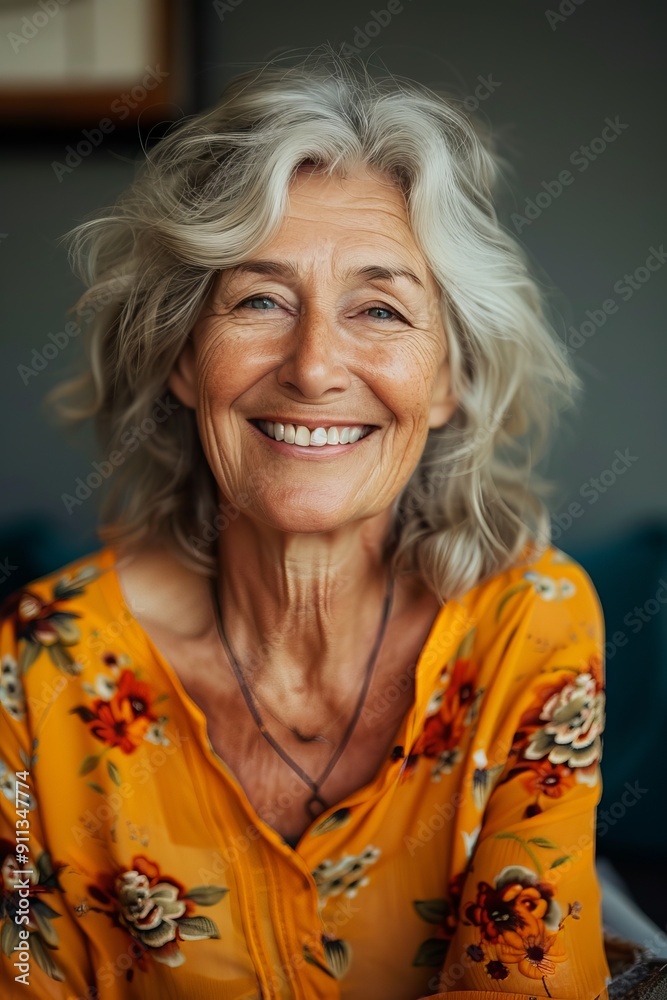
left=210, top=573, right=395, bottom=820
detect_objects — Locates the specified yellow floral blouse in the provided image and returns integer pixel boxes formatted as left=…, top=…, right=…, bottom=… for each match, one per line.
left=0, top=543, right=610, bottom=999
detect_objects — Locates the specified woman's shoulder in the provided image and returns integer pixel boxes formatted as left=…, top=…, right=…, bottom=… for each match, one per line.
left=0, top=546, right=124, bottom=725
left=0, top=545, right=125, bottom=673
left=451, top=540, right=604, bottom=661
left=463, top=540, right=602, bottom=617
left=1, top=545, right=116, bottom=623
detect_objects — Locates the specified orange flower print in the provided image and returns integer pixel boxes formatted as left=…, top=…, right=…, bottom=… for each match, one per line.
left=519, top=760, right=576, bottom=800
left=71, top=669, right=170, bottom=764
left=89, top=698, right=152, bottom=754
left=405, top=636, right=481, bottom=781
left=496, top=925, right=567, bottom=979
left=504, top=759, right=577, bottom=817
left=462, top=864, right=575, bottom=992
left=464, top=866, right=561, bottom=944
left=112, top=669, right=161, bottom=724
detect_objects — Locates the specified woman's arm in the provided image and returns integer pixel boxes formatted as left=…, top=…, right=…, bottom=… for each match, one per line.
left=0, top=604, right=96, bottom=998
left=422, top=557, right=610, bottom=999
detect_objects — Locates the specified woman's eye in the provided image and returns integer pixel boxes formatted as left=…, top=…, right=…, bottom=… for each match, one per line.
left=366, top=305, right=402, bottom=321
left=239, top=296, right=279, bottom=310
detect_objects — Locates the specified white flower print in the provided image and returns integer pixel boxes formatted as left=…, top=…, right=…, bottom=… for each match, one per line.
left=524, top=572, right=576, bottom=601
left=0, top=758, right=36, bottom=810
left=312, top=846, right=381, bottom=902
left=0, top=654, right=25, bottom=722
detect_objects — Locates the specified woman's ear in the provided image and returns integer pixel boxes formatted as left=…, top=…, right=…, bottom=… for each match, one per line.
left=428, top=361, right=458, bottom=430
left=168, top=336, right=198, bottom=409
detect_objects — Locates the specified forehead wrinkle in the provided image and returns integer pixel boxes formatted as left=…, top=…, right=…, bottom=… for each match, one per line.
left=220, top=172, right=437, bottom=298
left=232, top=256, right=425, bottom=286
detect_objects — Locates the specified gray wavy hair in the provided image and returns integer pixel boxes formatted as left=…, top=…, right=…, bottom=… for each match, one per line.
left=51, top=45, right=579, bottom=602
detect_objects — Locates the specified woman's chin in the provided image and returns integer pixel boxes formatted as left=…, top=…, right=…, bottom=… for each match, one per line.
left=252, top=499, right=368, bottom=536
left=261, top=513, right=354, bottom=536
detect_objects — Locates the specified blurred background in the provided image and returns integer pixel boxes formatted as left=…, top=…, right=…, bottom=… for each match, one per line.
left=1, top=0, right=665, bottom=934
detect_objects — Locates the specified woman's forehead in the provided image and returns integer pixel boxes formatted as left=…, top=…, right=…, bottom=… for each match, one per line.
left=239, top=168, right=434, bottom=285
left=288, top=162, right=406, bottom=215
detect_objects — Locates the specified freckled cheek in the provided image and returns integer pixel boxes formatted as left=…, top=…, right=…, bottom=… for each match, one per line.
left=196, top=348, right=263, bottom=417
left=373, top=355, right=438, bottom=432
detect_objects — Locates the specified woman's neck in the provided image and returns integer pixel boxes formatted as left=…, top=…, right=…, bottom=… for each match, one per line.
left=214, top=505, right=400, bottom=696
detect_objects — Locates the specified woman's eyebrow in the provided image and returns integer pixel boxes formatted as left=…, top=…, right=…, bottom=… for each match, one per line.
left=226, top=259, right=425, bottom=289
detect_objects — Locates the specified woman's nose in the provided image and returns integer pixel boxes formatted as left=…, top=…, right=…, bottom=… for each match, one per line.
left=276, top=307, right=352, bottom=399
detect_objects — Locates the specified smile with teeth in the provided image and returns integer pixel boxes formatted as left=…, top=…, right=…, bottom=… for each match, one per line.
left=254, top=420, right=374, bottom=447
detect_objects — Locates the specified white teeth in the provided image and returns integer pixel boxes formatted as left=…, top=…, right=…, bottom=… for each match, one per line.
left=255, top=420, right=372, bottom=448
left=310, top=427, right=328, bottom=447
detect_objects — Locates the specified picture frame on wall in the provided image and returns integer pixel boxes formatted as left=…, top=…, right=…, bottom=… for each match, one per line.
left=0, top=0, right=190, bottom=125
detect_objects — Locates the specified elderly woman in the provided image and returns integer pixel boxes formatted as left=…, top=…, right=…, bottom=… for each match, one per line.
left=0, top=50, right=608, bottom=999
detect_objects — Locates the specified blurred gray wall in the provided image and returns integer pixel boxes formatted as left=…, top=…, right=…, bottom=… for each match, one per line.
left=1, top=0, right=665, bottom=572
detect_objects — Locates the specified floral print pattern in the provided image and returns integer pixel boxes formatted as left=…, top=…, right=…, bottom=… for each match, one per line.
left=0, top=841, right=65, bottom=981
left=504, top=651, right=605, bottom=816
left=462, top=862, right=580, bottom=993
left=412, top=871, right=466, bottom=967
left=86, top=855, right=226, bottom=971
left=0, top=758, right=36, bottom=810
left=71, top=666, right=170, bottom=774
left=0, top=654, right=25, bottom=721
left=404, top=628, right=482, bottom=781
left=0, top=565, right=101, bottom=677
left=523, top=668, right=604, bottom=771
left=307, top=845, right=381, bottom=980
left=0, top=544, right=609, bottom=996
left=312, top=845, right=381, bottom=902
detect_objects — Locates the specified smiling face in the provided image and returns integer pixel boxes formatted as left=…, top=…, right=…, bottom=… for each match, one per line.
left=169, top=162, right=458, bottom=535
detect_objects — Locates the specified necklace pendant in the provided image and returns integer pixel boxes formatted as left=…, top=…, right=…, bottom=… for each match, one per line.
left=305, top=791, right=328, bottom=819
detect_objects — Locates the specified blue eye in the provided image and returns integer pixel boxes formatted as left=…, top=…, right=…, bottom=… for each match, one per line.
left=240, top=296, right=278, bottom=310
left=367, top=306, right=400, bottom=321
